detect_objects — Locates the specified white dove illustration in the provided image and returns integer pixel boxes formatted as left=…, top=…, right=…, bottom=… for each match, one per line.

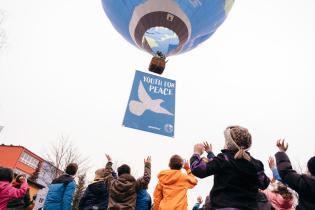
left=129, top=81, right=174, bottom=116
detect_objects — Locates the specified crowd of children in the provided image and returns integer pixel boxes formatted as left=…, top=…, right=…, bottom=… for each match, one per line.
left=0, top=125, right=315, bottom=210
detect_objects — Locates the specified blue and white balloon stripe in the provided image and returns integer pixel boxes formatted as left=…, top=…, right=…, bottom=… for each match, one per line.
left=102, top=0, right=234, bottom=56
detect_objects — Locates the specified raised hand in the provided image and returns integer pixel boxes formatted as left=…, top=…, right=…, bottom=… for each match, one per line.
left=197, top=195, right=203, bottom=204
left=144, top=156, right=151, bottom=164
left=105, top=154, right=112, bottom=162
left=268, top=156, right=276, bottom=169
left=276, top=139, right=288, bottom=152
left=18, top=175, right=26, bottom=183
left=194, top=143, right=204, bottom=155
left=183, top=159, right=190, bottom=170
left=203, top=141, right=212, bottom=153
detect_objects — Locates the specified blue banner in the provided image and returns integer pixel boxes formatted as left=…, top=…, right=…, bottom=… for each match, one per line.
left=123, top=70, right=176, bottom=137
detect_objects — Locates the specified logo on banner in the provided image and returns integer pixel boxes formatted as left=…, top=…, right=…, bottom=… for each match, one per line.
left=123, top=70, right=176, bottom=137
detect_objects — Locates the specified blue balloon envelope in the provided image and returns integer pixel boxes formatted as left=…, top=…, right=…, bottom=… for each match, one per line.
left=102, top=0, right=234, bottom=57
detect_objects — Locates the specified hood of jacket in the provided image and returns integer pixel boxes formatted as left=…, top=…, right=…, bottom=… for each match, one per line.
left=111, top=174, right=136, bottom=199
left=52, top=174, right=74, bottom=184
left=157, top=169, right=186, bottom=185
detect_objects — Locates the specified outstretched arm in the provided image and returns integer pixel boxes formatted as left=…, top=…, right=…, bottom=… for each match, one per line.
left=268, top=156, right=282, bottom=181
left=136, top=156, right=151, bottom=190
left=104, top=154, right=114, bottom=186
left=190, top=143, right=222, bottom=178
left=275, top=139, right=305, bottom=194
left=8, top=176, right=29, bottom=199
left=183, top=160, right=198, bottom=189
left=204, top=142, right=215, bottom=159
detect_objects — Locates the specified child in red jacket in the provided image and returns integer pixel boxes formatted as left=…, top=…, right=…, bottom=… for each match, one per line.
left=0, top=167, right=28, bottom=210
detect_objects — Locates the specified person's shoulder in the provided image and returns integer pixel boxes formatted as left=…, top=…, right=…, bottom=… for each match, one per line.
left=52, top=174, right=74, bottom=185
left=118, top=174, right=136, bottom=182
left=218, top=150, right=233, bottom=161
left=301, top=174, right=315, bottom=182
left=249, top=155, right=265, bottom=169
left=87, top=180, right=104, bottom=191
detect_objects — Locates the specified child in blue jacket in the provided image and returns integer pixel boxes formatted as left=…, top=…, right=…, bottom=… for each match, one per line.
left=44, top=163, right=78, bottom=210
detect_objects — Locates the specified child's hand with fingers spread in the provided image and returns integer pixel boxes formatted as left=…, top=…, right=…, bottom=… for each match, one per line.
left=194, top=143, right=204, bottom=155
left=105, top=154, right=112, bottom=162
left=203, top=141, right=212, bottom=153
left=268, top=156, right=276, bottom=169
left=276, top=139, right=288, bottom=152
left=144, top=156, right=151, bottom=164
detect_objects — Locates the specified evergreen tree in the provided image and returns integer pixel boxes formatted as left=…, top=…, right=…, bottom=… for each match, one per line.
left=72, top=173, right=86, bottom=210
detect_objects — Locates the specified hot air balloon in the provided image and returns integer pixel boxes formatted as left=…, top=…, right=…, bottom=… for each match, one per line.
left=102, top=0, right=234, bottom=74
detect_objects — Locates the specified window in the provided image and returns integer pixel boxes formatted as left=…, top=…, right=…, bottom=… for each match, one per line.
left=20, top=152, right=39, bottom=169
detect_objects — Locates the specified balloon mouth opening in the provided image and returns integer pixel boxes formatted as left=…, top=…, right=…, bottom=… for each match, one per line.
left=142, top=26, right=179, bottom=57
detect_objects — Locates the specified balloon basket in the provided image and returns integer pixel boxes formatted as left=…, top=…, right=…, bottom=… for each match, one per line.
left=148, top=56, right=166, bottom=75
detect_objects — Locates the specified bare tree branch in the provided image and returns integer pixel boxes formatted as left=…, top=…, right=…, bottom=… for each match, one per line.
left=45, top=135, right=90, bottom=180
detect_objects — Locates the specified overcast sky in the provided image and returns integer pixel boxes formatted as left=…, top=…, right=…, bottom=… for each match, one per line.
left=1, top=0, right=315, bottom=207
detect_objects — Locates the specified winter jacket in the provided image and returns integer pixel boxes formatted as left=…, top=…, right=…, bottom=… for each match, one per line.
left=262, top=190, right=293, bottom=210
left=104, top=161, right=151, bottom=210
left=190, top=150, right=270, bottom=210
left=275, top=151, right=315, bottom=210
left=0, top=181, right=28, bottom=210
left=135, top=189, right=151, bottom=210
left=6, top=181, right=31, bottom=209
left=78, top=179, right=109, bottom=210
left=256, top=191, right=273, bottom=210
left=192, top=203, right=203, bottom=210
left=153, top=168, right=198, bottom=210
left=43, top=174, right=76, bottom=210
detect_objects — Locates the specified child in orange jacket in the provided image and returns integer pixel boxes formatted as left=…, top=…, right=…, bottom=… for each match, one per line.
left=153, top=155, right=198, bottom=210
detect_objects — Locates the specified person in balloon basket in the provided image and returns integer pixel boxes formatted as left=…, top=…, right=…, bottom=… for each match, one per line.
left=0, top=168, right=28, bottom=210
left=275, top=139, right=315, bottom=210
left=6, top=174, right=32, bottom=210
left=153, top=154, right=198, bottom=210
left=104, top=154, right=151, bottom=210
left=190, top=125, right=270, bottom=210
left=44, top=163, right=78, bottom=210
left=78, top=168, right=117, bottom=210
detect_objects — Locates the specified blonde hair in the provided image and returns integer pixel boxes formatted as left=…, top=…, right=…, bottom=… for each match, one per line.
left=94, top=168, right=105, bottom=180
